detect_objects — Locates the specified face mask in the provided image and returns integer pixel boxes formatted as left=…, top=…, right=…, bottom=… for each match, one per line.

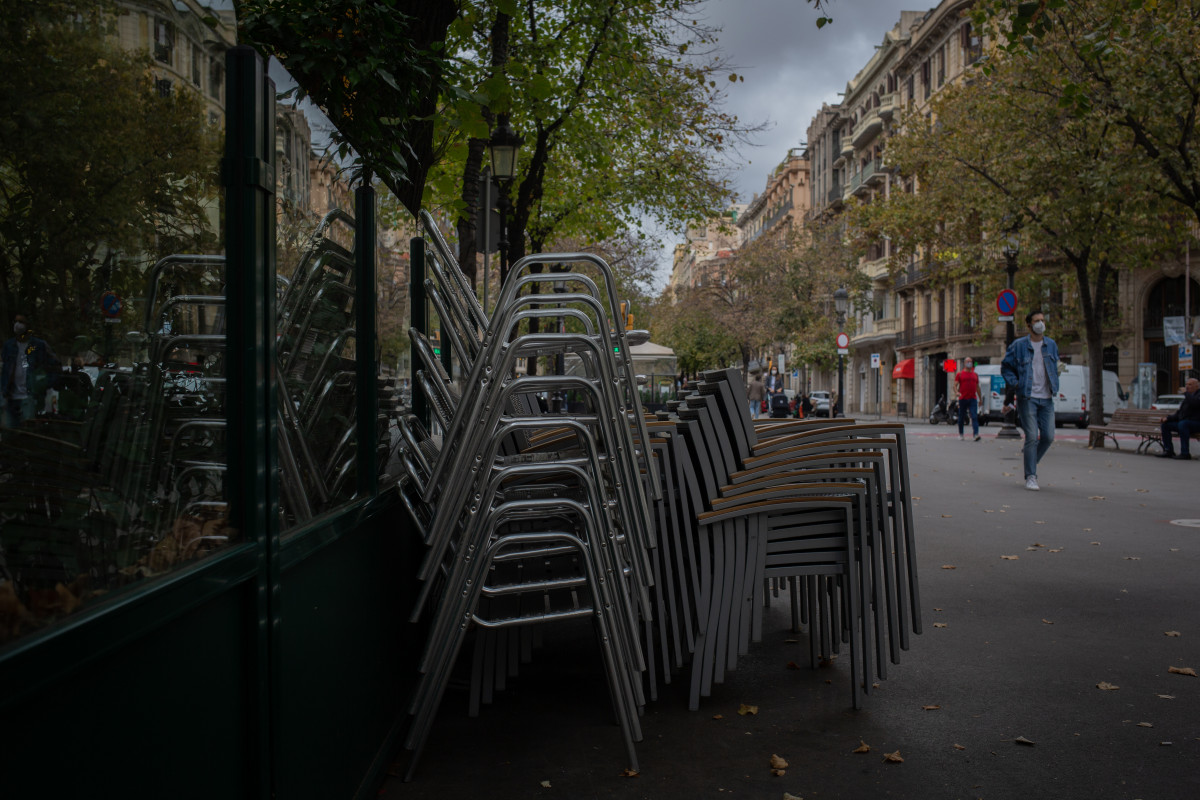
left=13, top=323, right=26, bottom=335
left=1032, top=321, right=1046, bottom=335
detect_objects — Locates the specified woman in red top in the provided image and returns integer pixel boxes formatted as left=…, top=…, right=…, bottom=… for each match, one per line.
left=954, top=357, right=984, bottom=441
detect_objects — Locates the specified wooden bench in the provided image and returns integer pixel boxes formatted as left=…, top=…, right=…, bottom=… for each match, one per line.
left=1088, top=407, right=1200, bottom=454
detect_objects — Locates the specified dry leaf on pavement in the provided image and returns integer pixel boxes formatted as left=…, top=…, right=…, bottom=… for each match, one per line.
left=621, top=769, right=639, bottom=777
left=712, top=714, right=723, bottom=719
left=771, top=769, right=786, bottom=777
left=1164, top=631, right=1181, bottom=637
left=1136, top=488, right=1149, bottom=492
left=770, top=754, right=788, bottom=770
left=1157, top=694, right=1175, bottom=699
left=941, top=565, right=956, bottom=570
left=1014, top=736, right=1036, bottom=746
left=786, top=661, right=801, bottom=670
left=941, top=514, right=952, bottom=518
left=1125, top=556, right=1141, bottom=561
left=1137, top=722, right=1153, bottom=728
left=739, top=703, right=759, bottom=715
left=922, top=705, right=941, bottom=711
left=853, top=740, right=871, bottom=753
left=1049, top=548, right=1064, bottom=553
left=1001, top=555, right=1019, bottom=560
left=883, top=750, right=904, bottom=763
left=541, top=780, right=552, bottom=788
left=934, top=623, right=948, bottom=628
left=1097, top=681, right=1120, bottom=690
left=783, top=794, right=803, bottom=800
left=1042, top=619, right=1054, bottom=625
left=953, top=744, right=966, bottom=751
left=1089, top=496, right=1106, bottom=500
left=1167, top=666, right=1197, bottom=677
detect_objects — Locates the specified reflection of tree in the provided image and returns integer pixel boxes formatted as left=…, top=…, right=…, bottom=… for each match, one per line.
left=0, top=3, right=221, bottom=346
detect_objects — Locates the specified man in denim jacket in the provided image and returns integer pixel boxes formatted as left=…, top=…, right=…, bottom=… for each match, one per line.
left=1001, top=310, right=1059, bottom=490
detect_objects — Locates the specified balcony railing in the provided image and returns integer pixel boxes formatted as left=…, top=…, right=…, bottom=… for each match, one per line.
left=897, top=320, right=945, bottom=349
left=948, top=318, right=984, bottom=338
left=874, top=317, right=899, bottom=335
left=826, top=184, right=844, bottom=205
left=759, top=197, right=793, bottom=233
left=891, top=262, right=929, bottom=289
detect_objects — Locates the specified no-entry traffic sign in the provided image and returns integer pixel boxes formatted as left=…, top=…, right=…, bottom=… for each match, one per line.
left=836, top=332, right=850, bottom=349
left=996, top=288, right=1017, bottom=317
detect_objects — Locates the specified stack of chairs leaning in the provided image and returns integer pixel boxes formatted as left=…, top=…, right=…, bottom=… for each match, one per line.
left=396, top=216, right=922, bottom=779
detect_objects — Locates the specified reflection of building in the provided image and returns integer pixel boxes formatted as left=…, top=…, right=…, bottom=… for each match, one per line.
left=115, top=1, right=236, bottom=126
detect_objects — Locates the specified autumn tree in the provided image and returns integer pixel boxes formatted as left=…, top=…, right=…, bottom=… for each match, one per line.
left=853, top=31, right=1185, bottom=427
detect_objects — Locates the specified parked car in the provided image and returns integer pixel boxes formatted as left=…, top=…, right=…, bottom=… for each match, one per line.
left=809, top=390, right=832, bottom=417
left=1151, top=394, right=1184, bottom=412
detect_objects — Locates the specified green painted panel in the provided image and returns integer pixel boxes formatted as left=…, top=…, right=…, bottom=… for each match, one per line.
left=275, top=498, right=420, bottom=799
left=1, top=584, right=253, bottom=799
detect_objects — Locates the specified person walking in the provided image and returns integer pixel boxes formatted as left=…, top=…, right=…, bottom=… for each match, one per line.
left=801, top=392, right=813, bottom=419
left=1, top=313, right=60, bottom=428
left=765, top=365, right=785, bottom=417
left=1157, top=376, right=1200, bottom=460
left=954, top=356, right=985, bottom=441
left=1001, top=310, right=1059, bottom=491
left=747, top=372, right=765, bottom=419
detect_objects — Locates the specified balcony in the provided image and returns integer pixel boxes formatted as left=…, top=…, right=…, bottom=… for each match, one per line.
left=910, top=321, right=945, bottom=346
left=948, top=318, right=984, bottom=338
left=874, top=317, right=899, bottom=335
left=826, top=184, right=844, bottom=207
left=892, top=262, right=929, bottom=289
left=840, top=138, right=855, bottom=160
left=851, top=108, right=883, bottom=148
left=861, top=256, right=889, bottom=280
left=878, top=91, right=897, bottom=120
left=850, top=159, right=880, bottom=197
left=759, top=197, right=794, bottom=234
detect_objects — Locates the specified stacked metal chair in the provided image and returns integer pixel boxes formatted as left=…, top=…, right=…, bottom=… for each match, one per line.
left=397, top=212, right=660, bottom=779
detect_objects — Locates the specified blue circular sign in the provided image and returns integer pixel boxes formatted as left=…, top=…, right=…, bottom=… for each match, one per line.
left=996, top=289, right=1017, bottom=316
left=101, top=291, right=122, bottom=318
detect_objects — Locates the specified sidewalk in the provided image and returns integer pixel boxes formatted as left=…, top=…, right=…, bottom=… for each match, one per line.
left=382, top=430, right=1200, bottom=800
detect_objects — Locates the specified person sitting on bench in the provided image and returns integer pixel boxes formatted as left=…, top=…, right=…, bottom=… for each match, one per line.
left=1158, top=377, right=1200, bottom=461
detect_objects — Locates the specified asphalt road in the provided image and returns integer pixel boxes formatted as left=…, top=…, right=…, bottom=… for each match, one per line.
left=384, top=424, right=1200, bottom=800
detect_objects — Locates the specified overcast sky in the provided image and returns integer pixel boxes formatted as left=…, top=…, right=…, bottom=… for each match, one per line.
left=645, top=0, right=926, bottom=284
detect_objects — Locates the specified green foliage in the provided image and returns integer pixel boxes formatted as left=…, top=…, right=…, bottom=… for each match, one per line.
left=237, top=0, right=459, bottom=214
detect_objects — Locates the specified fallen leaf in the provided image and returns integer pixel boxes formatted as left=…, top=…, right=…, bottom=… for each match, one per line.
left=1097, top=681, right=1120, bottom=690
left=984, top=509, right=995, bottom=513
left=1002, top=472, right=1013, bottom=477
left=1158, top=694, right=1175, bottom=699
left=1165, top=631, right=1181, bottom=637
left=1168, top=666, right=1197, bottom=677
left=771, top=769, right=786, bottom=777
left=882, top=750, right=904, bottom=763
left=934, top=607, right=943, bottom=611
left=941, top=565, right=956, bottom=570
left=1125, top=556, right=1141, bottom=561
left=1035, top=520, right=1045, bottom=524
left=783, top=794, right=803, bottom=800
left=1136, top=488, right=1149, bottom=493
left=1160, top=741, right=1173, bottom=746
left=853, top=740, right=871, bottom=754
left=941, top=514, right=952, bottom=518
left=1049, top=548, right=1064, bottom=553
left=738, top=703, right=759, bottom=715
left=934, top=623, right=948, bottom=628
left=1042, top=619, right=1054, bottom=625
left=1026, top=546, right=1041, bottom=551
left=922, top=705, right=941, bottom=711
left=913, top=496, right=921, bottom=501
left=999, top=509, right=1006, bottom=513
left=770, top=754, right=789, bottom=770
left=713, top=714, right=724, bottom=720
left=786, top=661, right=801, bottom=670
left=1137, top=722, right=1153, bottom=728
left=953, top=744, right=966, bottom=751
left=1084, top=528, right=1092, bottom=532
left=1089, top=495, right=1106, bottom=500
left=1091, top=542, right=1101, bottom=546
left=1014, top=736, right=1036, bottom=746
left=620, top=768, right=639, bottom=778
left=1031, top=542, right=1046, bottom=548
left=1001, top=555, right=1019, bottom=560
left=541, top=780, right=552, bottom=788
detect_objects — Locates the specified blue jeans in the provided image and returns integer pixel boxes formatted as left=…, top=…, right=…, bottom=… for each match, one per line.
left=1161, top=419, right=1197, bottom=457
left=1018, top=396, right=1055, bottom=479
left=957, top=397, right=979, bottom=436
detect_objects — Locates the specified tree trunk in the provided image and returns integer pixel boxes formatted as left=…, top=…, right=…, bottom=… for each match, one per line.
left=455, top=137, right=486, bottom=289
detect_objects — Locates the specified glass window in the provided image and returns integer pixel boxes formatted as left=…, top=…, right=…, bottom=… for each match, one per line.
left=0, top=1, right=234, bottom=645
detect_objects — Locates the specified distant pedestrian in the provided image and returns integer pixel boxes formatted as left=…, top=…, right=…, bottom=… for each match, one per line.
left=1156, top=377, right=1200, bottom=460
left=1001, top=310, right=1059, bottom=491
left=801, top=392, right=813, bottom=419
left=765, top=366, right=785, bottom=417
left=954, top=357, right=984, bottom=441
left=2, top=313, right=61, bottom=428
left=747, top=372, right=765, bottom=419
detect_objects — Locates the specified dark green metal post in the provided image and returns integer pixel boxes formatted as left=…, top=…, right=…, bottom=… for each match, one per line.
left=410, top=236, right=428, bottom=428
left=223, top=45, right=278, bottom=800
left=355, top=181, right=378, bottom=498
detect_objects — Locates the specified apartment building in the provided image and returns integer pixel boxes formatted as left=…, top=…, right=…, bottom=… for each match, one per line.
left=738, top=148, right=810, bottom=245
left=668, top=205, right=747, bottom=295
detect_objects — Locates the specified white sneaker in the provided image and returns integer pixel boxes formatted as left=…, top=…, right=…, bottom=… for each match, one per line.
left=1025, top=476, right=1040, bottom=491
left=959, top=434, right=965, bottom=440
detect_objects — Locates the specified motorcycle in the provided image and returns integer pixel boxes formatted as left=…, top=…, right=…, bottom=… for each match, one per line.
left=929, top=394, right=959, bottom=425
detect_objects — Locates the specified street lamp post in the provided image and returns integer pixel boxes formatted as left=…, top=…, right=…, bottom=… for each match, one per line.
left=487, top=117, right=522, bottom=290
left=834, top=286, right=848, bottom=418
left=997, top=226, right=1022, bottom=439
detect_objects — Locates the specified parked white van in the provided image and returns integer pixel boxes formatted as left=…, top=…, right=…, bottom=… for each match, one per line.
left=976, top=363, right=1127, bottom=426
left=1054, top=365, right=1128, bottom=427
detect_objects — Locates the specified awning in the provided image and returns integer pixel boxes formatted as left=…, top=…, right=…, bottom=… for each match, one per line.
left=892, top=358, right=915, bottom=379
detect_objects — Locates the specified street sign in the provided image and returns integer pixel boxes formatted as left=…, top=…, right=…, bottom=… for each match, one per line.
left=837, top=348, right=849, bottom=355
left=101, top=291, right=122, bottom=319
left=870, top=353, right=880, bottom=369
left=1181, top=343, right=1194, bottom=370
left=996, top=288, right=1017, bottom=317
left=835, top=332, right=850, bottom=349
left=1164, top=316, right=1187, bottom=346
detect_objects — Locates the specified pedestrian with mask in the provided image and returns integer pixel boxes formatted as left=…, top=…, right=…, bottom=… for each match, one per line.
left=765, top=365, right=786, bottom=417
left=2, top=313, right=61, bottom=428
left=1001, top=310, right=1059, bottom=490
left=954, top=356, right=984, bottom=441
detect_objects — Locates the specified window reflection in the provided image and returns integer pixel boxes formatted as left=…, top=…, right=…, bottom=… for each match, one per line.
left=0, top=0, right=235, bottom=645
